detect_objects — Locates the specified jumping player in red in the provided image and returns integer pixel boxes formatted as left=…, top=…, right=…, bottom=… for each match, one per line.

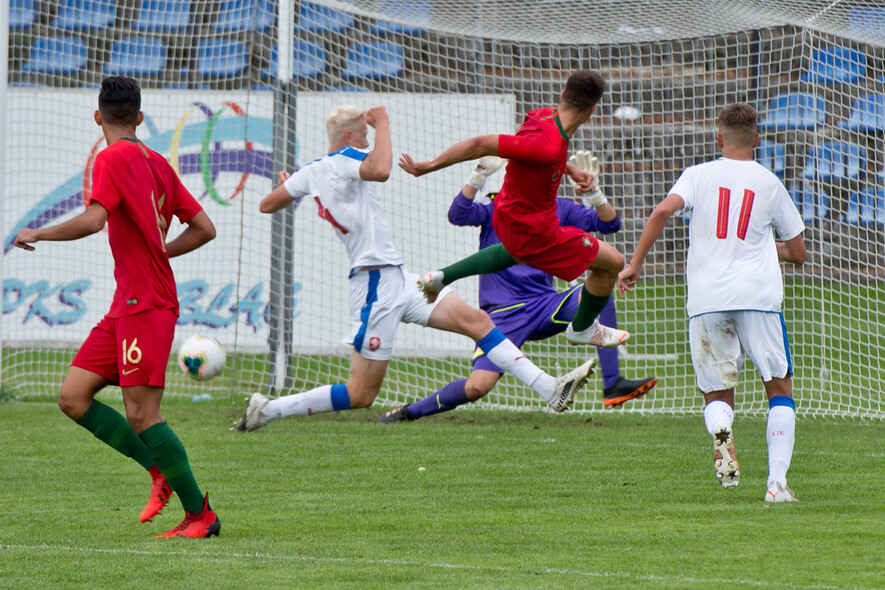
left=399, top=70, right=629, bottom=348
left=14, top=76, right=220, bottom=538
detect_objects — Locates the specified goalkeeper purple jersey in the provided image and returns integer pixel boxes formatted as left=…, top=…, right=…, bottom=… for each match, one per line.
left=447, top=192, right=620, bottom=311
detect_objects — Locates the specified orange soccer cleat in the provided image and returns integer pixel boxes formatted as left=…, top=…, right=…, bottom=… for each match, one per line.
left=155, top=494, right=221, bottom=539
left=139, top=469, right=172, bottom=523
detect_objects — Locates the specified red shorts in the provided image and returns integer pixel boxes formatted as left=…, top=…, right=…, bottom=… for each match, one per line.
left=72, top=309, right=177, bottom=388
left=494, top=219, right=599, bottom=282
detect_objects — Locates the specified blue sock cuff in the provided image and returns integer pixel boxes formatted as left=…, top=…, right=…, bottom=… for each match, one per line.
left=769, top=395, right=795, bottom=410
left=330, top=384, right=350, bottom=411
left=476, top=328, right=506, bottom=353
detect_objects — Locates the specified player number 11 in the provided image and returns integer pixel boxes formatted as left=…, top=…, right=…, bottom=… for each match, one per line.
left=716, top=187, right=755, bottom=240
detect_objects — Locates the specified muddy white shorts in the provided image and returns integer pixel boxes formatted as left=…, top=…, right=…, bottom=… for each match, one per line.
left=688, top=310, right=793, bottom=393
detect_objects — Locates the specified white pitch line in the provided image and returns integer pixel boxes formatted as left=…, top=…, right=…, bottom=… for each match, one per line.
left=0, top=543, right=873, bottom=590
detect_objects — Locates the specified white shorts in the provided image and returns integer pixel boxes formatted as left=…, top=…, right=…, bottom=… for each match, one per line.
left=688, top=311, right=793, bottom=393
left=345, top=265, right=453, bottom=361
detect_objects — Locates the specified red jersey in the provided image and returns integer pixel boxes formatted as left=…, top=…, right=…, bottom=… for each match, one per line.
left=494, top=107, right=570, bottom=244
left=89, top=137, right=202, bottom=317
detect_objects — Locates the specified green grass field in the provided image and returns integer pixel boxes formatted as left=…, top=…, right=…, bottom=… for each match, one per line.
left=2, top=398, right=884, bottom=589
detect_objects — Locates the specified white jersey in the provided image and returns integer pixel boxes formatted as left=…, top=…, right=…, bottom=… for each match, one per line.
left=670, top=157, right=805, bottom=317
left=283, top=146, right=403, bottom=271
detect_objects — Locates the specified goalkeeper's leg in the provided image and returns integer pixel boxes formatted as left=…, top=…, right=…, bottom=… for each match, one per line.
left=396, top=370, right=501, bottom=421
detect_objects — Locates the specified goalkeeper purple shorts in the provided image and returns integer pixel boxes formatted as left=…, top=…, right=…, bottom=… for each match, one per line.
left=472, top=285, right=581, bottom=374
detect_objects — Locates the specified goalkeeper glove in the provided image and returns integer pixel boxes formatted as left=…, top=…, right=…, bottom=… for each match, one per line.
left=466, top=156, right=507, bottom=190
left=568, top=150, right=608, bottom=209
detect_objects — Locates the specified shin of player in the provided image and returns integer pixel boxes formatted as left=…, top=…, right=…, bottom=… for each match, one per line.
left=15, top=77, right=220, bottom=537
left=617, top=103, right=806, bottom=501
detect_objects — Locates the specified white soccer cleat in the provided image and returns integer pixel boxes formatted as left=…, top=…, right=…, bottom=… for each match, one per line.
left=231, top=392, right=269, bottom=432
left=565, top=319, right=630, bottom=348
left=548, top=358, right=596, bottom=412
left=712, top=423, right=740, bottom=489
left=765, top=481, right=799, bottom=503
left=417, top=271, right=445, bottom=304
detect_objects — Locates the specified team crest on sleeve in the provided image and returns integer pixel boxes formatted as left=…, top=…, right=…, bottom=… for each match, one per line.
left=369, top=336, right=381, bottom=351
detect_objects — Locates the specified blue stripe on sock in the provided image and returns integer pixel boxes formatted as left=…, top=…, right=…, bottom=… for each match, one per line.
left=476, top=327, right=506, bottom=354
left=769, top=395, right=795, bottom=410
left=779, top=313, right=793, bottom=376
left=353, top=270, right=380, bottom=353
left=330, top=384, right=350, bottom=411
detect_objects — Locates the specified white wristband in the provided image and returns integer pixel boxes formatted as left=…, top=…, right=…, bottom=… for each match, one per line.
left=583, top=188, right=607, bottom=209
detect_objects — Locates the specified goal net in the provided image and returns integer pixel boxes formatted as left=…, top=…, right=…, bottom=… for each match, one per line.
left=2, top=0, right=883, bottom=417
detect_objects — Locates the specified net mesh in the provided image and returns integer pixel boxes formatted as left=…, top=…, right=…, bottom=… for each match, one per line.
left=3, top=0, right=883, bottom=417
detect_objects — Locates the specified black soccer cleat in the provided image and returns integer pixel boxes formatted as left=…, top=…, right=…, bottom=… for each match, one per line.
left=378, top=405, right=415, bottom=424
left=603, top=376, right=657, bottom=407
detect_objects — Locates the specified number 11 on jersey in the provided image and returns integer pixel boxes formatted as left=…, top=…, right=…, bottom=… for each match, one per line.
left=716, top=187, right=755, bottom=240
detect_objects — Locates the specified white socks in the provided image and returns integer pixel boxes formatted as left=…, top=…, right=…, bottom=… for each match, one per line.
left=767, top=404, right=796, bottom=487
left=264, top=385, right=336, bottom=420
left=703, top=400, right=735, bottom=435
left=480, top=330, right=553, bottom=399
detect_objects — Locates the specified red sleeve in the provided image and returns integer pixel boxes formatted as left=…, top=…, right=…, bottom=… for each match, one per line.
left=171, top=171, right=202, bottom=223
left=89, top=151, right=122, bottom=214
left=498, top=131, right=561, bottom=164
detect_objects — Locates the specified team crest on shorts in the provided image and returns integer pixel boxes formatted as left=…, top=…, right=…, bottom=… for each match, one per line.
left=369, top=336, right=381, bottom=351
left=582, top=236, right=592, bottom=248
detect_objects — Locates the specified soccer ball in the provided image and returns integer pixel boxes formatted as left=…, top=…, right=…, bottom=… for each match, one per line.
left=177, top=335, right=226, bottom=381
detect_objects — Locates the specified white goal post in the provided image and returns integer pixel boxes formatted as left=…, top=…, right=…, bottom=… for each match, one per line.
left=1, top=0, right=883, bottom=417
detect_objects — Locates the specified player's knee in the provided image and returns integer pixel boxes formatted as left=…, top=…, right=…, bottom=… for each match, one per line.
left=346, top=384, right=380, bottom=409
left=470, top=308, right=494, bottom=332
left=464, top=380, right=491, bottom=401
left=58, top=387, right=89, bottom=420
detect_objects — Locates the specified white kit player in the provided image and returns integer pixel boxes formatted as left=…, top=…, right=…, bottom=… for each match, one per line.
left=233, top=105, right=596, bottom=431
left=618, top=103, right=807, bottom=502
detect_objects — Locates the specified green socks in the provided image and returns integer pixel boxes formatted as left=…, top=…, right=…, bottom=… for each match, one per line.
left=139, top=422, right=204, bottom=513
left=77, top=400, right=155, bottom=470
left=441, top=243, right=517, bottom=285
left=572, top=289, right=611, bottom=331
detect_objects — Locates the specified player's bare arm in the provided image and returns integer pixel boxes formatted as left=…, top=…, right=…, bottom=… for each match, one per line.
left=259, top=171, right=295, bottom=214
left=399, top=134, right=499, bottom=177
left=777, top=234, right=807, bottom=265
left=360, top=106, right=392, bottom=182
left=166, top=210, right=216, bottom=258
left=565, top=162, right=594, bottom=193
left=14, top=201, right=109, bottom=251
left=618, top=192, right=685, bottom=296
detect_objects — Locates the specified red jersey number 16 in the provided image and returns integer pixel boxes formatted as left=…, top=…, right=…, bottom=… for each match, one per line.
left=716, top=187, right=755, bottom=241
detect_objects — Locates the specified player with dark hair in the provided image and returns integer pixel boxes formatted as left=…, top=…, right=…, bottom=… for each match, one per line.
left=618, top=103, right=807, bottom=502
left=399, top=69, right=630, bottom=351
left=380, top=155, right=656, bottom=423
left=14, top=76, right=221, bottom=537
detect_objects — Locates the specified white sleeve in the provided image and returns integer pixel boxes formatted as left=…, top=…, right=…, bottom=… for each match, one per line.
left=770, top=182, right=805, bottom=241
left=283, top=166, right=312, bottom=198
left=336, top=148, right=367, bottom=181
left=668, top=167, right=695, bottom=214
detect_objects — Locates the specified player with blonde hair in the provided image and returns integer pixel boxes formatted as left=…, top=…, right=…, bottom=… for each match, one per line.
left=233, top=105, right=596, bottom=431
left=618, top=103, right=807, bottom=502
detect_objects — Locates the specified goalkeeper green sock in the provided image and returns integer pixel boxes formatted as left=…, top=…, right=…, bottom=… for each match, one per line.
left=571, top=288, right=611, bottom=331
left=76, top=400, right=155, bottom=470
left=440, top=243, right=516, bottom=285
left=138, top=422, right=204, bottom=513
